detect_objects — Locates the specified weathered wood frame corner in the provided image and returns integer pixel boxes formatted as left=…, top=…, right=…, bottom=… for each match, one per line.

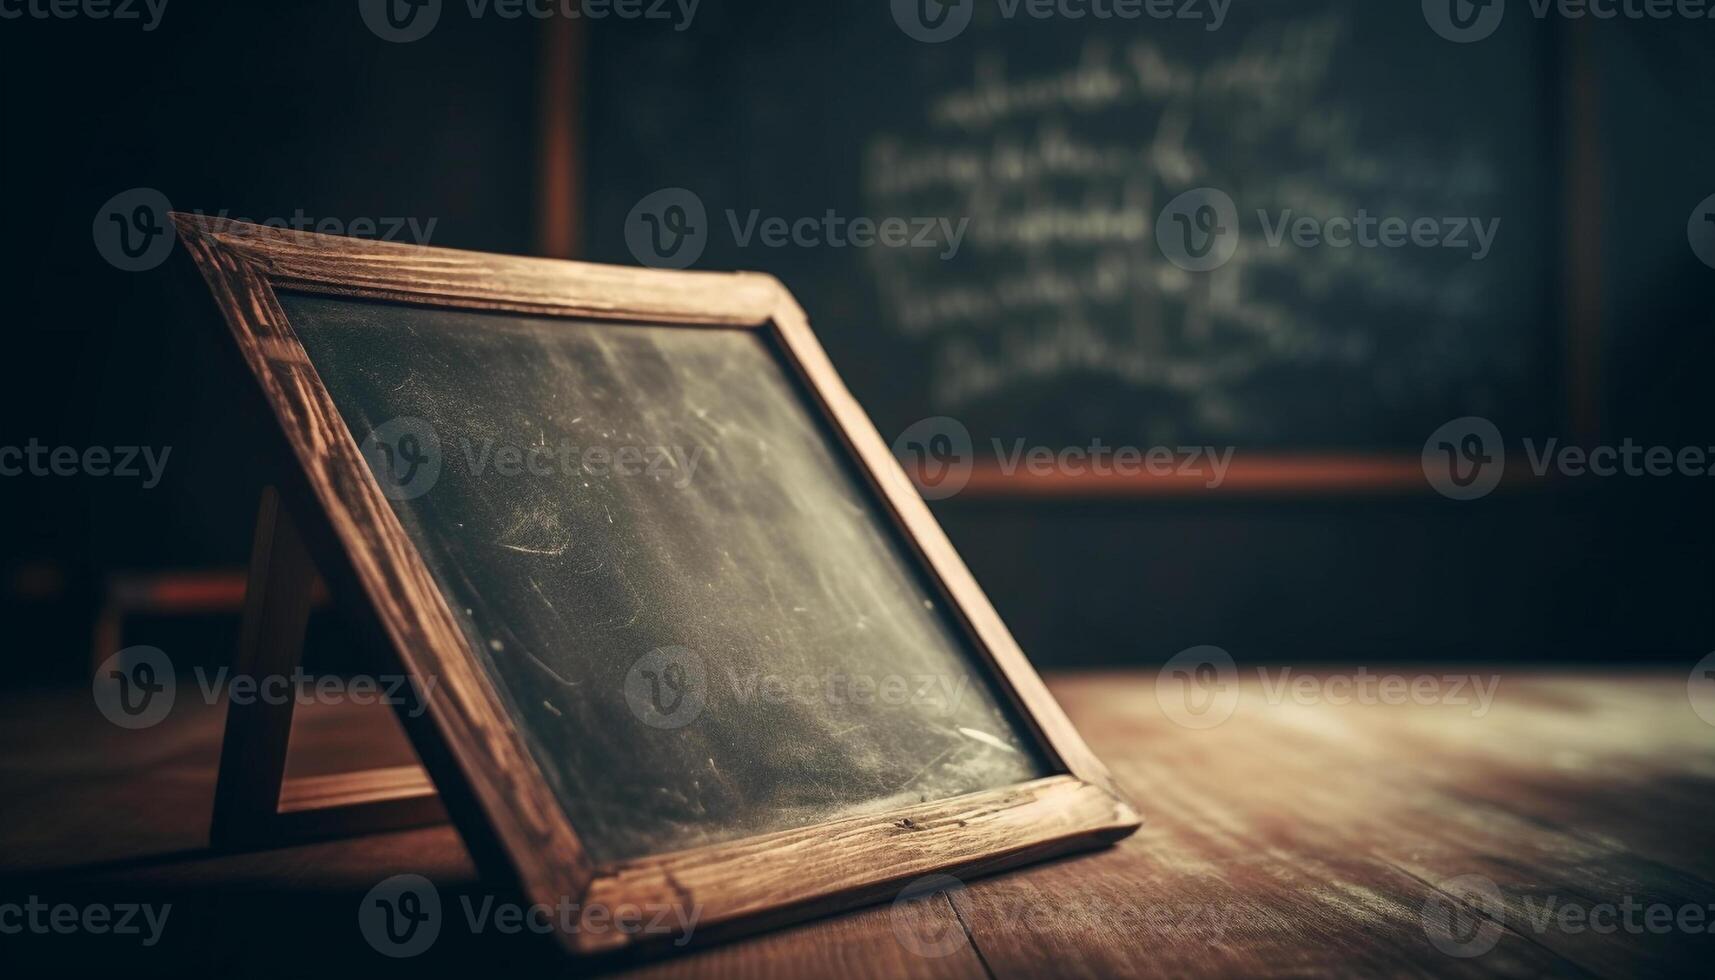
left=172, top=212, right=1140, bottom=957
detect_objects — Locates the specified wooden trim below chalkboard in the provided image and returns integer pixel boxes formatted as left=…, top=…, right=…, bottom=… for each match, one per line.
left=172, top=214, right=1139, bottom=958
left=586, top=774, right=1134, bottom=954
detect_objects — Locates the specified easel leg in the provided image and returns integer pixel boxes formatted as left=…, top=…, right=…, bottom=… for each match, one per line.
left=210, top=486, right=442, bottom=850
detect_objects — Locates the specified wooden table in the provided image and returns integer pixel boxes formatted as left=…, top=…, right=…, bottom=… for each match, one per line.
left=3, top=671, right=1713, bottom=977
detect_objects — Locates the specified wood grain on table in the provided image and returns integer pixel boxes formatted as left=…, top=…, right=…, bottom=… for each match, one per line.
left=2, top=671, right=1712, bottom=978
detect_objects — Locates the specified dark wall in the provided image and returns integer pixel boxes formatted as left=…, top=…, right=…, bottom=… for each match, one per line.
left=939, top=483, right=1713, bottom=667
left=0, top=2, right=544, bottom=683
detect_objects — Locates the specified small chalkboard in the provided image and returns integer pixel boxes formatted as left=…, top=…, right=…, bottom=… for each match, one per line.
left=176, top=215, right=1136, bottom=956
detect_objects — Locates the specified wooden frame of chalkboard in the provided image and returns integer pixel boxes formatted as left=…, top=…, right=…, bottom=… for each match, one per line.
left=173, top=213, right=1139, bottom=957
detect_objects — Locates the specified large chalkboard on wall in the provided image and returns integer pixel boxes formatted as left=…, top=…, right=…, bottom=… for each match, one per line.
left=585, top=0, right=1565, bottom=454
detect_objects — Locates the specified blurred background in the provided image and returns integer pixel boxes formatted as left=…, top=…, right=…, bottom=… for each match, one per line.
left=1, top=0, right=1710, bottom=688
